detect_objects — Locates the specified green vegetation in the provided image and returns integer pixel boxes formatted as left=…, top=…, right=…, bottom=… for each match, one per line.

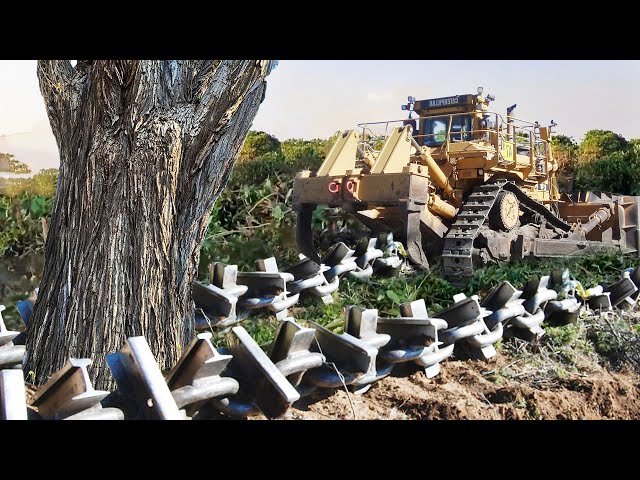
left=199, top=134, right=328, bottom=273
left=551, top=135, right=579, bottom=172
left=0, top=169, right=56, bottom=257
left=0, top=167, right=58, bottom=330
left=551, top=130, right=640, bottom=195
left=236, top=131, right=282, bottom=164
left=575, top=150, right=640, bottom=195
left=577, top=130, right=629, bottom=164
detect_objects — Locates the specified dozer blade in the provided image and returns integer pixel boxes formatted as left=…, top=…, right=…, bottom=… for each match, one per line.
left=295, top=203, right=321, bottom=263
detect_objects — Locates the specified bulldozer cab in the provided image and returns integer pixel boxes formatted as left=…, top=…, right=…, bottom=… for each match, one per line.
left=409, top=91, right=544, bottom=159
left=412, top=94, right=479, bottom=146
left=396, top=90, right=559, bottom=204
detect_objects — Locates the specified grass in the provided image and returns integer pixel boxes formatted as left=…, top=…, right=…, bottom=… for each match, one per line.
left=484, top=307, right=640, bottom=390
left=586, top=310, right=640, bottom=371
left=197, top=250, right=640, bottom=387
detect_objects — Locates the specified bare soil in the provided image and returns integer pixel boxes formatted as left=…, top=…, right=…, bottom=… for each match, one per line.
left=279, top=357, right=640, bottom=420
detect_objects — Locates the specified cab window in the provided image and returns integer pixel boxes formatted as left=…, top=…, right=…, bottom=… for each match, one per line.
left=421, top=115, right=472, bottom=146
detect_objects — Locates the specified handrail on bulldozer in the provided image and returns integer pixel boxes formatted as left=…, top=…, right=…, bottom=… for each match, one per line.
left=356, top=110, right=550, bottom=168
left=356, top=111, right=543, bottom=133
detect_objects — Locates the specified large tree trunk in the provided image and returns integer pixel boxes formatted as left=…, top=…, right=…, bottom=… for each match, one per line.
left=25, top=60, right=272, bottom=389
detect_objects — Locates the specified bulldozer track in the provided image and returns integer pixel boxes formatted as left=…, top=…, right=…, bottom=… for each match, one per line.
left=443, top=178, right=507, bottom=281
left=443, top=179, right=572, bottom=283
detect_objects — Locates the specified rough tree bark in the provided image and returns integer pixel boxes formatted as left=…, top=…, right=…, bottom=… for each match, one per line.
left=26, top=60, right=273, bottom=389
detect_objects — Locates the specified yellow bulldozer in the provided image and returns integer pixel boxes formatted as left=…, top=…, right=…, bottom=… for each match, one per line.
left=292, top=88, right=640, bottom=283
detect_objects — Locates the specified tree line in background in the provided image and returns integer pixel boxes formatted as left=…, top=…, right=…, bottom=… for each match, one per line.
left=1, top=128, right=638, bottom=267
left=552, top=130, right=640, bottom=195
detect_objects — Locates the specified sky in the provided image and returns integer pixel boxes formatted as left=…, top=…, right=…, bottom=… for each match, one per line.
left=1, top=60, right=639, bottom=171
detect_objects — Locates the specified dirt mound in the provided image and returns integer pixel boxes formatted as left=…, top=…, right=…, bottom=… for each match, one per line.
left=282, top=358, right=640, bottom=420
